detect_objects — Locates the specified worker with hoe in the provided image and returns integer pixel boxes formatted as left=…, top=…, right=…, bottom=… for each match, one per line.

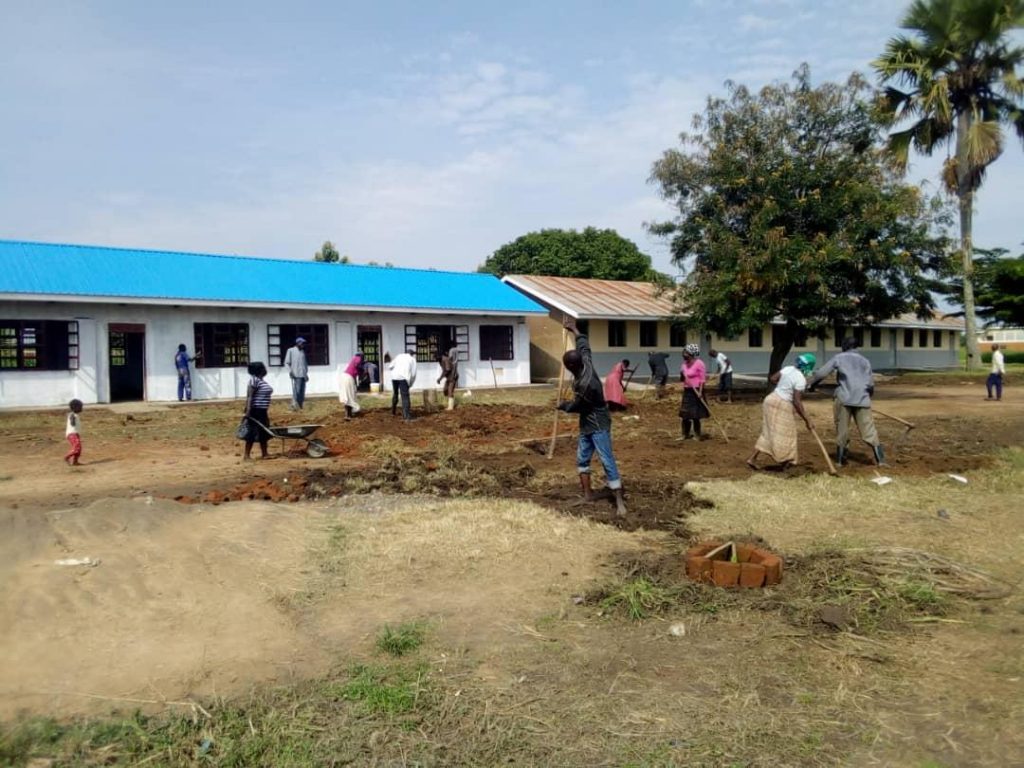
left=807, top=337, right=886, bottom=466
left=647, top=351, right=670, bottom=398
left=437, top=345, right=459, bottom=411
left=558, top=317, right=627, bottom=516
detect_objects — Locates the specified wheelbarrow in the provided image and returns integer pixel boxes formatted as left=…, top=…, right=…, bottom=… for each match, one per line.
left=248, top=420, right=329, bottom=458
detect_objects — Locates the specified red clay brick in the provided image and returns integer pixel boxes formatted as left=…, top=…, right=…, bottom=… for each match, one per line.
left=686, top=542, right=720, bottom=558
left=712, top=560, right=741, bottom=587
left=760, top=554, right=783, bottom=585
left=736, top=544, right=755, bottom=563
left=739, top=562, right=766, bottom=588
left=686, top=555, right=713, bottom=583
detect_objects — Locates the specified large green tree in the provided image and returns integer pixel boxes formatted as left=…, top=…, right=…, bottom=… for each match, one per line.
left=479, top=227, right=665, bottom=282
left=942, top=247, right=1024, bottom=327
left=649, top=66, right=949, bottom=373
left=313, top=240, right=350, bottom=263
left=873, top=0, right=1024, bottom=368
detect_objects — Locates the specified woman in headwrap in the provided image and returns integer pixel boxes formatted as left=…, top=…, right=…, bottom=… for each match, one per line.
left=339, top=352, right=364, bottom=419
left=747, top=353, right=817, bottom=470
left=679, top=344, right=709, bottom=439
left=603, top=358, right=630, bottom=411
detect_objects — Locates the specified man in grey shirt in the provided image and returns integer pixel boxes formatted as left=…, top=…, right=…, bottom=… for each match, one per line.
left=807, top=337, right=885, bottom=466
left=284, top=337, right=309, bottom=410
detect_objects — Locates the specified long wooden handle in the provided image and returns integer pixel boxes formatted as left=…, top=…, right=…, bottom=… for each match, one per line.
left=696, top=392, right=729, bottom=443
left=809, top=425, right=838, bottom=475
left=873, top=408, right=915, bottom=429
left=547, top=327, right=570, bottom=460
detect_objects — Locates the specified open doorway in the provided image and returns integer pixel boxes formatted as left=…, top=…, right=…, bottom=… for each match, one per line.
left=356, top=325, right=382, bottom=392
left=109, top=324, right=145, bottom=402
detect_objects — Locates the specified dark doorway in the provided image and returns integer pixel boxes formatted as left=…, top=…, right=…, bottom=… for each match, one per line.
left=109, top=325, right=145, bottom=402
left=356, top=326, right=382, bottom=391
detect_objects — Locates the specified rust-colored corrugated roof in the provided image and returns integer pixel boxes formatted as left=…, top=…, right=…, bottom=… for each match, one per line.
left=502, top=274, right=678, bottom=319
left=875, top=311, right=965, bottom=330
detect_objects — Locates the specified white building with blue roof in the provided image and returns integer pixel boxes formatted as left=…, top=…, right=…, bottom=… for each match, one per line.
left=0, top=240, right=547, bottom=408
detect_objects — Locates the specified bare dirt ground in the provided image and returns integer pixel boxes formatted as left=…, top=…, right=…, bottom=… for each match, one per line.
left=0, top=374, right=1022, bottom=766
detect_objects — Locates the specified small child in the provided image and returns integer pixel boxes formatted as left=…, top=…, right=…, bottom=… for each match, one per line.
left=65, top=399, right=83, bottom=466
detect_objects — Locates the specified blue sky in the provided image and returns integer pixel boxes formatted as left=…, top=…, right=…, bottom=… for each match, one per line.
left=1, top=0, right=1021, bottom=275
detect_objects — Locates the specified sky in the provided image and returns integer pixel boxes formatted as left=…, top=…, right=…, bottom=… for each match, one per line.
left=1, top=0, right=1021, bottom=276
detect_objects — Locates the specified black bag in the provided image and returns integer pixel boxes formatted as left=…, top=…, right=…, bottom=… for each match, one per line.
left=235, top=417, right=252, bottom=441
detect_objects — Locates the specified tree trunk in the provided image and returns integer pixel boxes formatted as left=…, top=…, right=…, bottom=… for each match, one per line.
left=957, top=110, right=981, bottom=370
left=768, top=320, right=796, bottom=377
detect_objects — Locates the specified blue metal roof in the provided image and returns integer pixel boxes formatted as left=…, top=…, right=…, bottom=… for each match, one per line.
left=0, top=240, right=545, bottom=315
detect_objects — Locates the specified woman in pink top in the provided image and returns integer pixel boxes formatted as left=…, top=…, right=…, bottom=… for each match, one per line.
left=603, top=359, right=630, bottom=411
left=338, top=353, right=364, bottom=419
left=678, top=344, right=710, bottom=439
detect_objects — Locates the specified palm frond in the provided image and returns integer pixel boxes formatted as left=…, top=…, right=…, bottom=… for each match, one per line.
left=966, top=118, right=1005, bottom=169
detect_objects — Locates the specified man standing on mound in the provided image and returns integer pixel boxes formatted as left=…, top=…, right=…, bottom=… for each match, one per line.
left=558, top=317, right=627, bottom=516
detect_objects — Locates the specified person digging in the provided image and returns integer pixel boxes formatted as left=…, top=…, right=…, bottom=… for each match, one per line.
left=558, top=317, right=627, bottom=517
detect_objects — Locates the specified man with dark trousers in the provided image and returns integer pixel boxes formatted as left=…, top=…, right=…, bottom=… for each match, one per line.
left=559, top=317, right=627, bottom=516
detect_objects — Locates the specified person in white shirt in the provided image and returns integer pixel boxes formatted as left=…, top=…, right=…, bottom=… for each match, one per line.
left=986, top=344, right=1005, bottom=401
left=387, top=349, right=418, bottom=421
left=708, top=347, right=734, bottom=403
left=746, top=353, right=817, bottom=470
left=64, top=399, right=83, bottom=466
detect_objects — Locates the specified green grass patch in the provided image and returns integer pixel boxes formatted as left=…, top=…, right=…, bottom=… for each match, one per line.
left=375, top=622, right=426, bottom=657
left=599, top=577, right=677, bottom=621
left=334, top=663, right=427, bottom=715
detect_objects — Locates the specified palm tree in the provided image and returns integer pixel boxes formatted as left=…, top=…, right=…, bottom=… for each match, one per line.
left=873, top=0, right=1024, bottom=369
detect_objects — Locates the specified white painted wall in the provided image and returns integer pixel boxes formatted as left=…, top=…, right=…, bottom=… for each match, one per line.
left=0, top=301, right=534, bottom=408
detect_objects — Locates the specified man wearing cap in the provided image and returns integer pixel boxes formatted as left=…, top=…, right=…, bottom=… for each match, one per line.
left=284, top=337, right=310, bottom=411
left=807, top=337, right=885, bottom=466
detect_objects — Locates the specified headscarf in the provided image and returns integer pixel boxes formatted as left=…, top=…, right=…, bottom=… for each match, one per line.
left=684, top=343, right=700, bottom=358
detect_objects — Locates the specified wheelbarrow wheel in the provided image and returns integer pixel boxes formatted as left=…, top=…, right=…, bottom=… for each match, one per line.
left=306, top=439, right=329, bottom=458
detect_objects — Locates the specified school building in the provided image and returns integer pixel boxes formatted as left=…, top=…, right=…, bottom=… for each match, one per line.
left=502, top=275, right=965, bottom=381
left=0, top=240, right=545, bottom=408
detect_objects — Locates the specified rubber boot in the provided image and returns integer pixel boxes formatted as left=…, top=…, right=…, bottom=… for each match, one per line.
left=873, top=445, right=887, bottom=467
left=835, top=447, right=846, bottom=467
left=447, top=397, right=455, bottom=411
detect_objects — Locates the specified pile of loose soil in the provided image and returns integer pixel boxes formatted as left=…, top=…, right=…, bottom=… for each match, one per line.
left=173, top=453, right=708, bottom=535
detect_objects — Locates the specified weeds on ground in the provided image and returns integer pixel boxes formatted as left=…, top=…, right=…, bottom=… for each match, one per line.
left=376, top=622, right=426, bottom=656
left=332, top=663, right=429, bottom=715
left=599, top=577, right=677, bottom=621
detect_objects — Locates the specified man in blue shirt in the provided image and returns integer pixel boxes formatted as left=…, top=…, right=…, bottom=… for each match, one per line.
left=174, top=344, right=199, bottom=401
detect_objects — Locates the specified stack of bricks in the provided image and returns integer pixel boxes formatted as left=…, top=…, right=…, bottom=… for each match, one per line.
left=685, top=541, right=783, bottom=588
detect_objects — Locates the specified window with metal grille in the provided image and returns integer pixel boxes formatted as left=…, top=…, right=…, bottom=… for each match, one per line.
left=918, top=328, right=928, bottom=348
left=903, top=329, right=914, bottom=347
left=194, top=323, right=249, bottom=368
left=479, top=325, right=514, bottom=361
left=669, top=323, right=687, bottom=347
left=405, top=325, right=469, bottom=363
left=607, top=320, right=627, bottom=348
left=0, top=320, right=78, bottom=370
left=267, top=324, right=329, bottom=366
left=639, top=321, right=658, bottom=347
left=933, top=329, right=943, bottom=348
left=748, top=326, right=764, bottom=348
left=870, top=327, right=882, bottom=348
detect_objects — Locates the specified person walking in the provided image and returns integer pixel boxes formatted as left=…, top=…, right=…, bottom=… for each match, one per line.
left=243, top=362, right=273, bottom=460
left=339, top=353, right=363, bottom=419
left=747, top=353, right=816, bottom=470
left=174, top=344, right=199, bottom=401
left=807, top=337, right=886, bottom=466
left=709, top=347, right=733, bottom=403
left=986, top=343, right=1006, bottom=401
left=387, top=349, right=417, bottom=421
left=558, top=317, right=627, bottom=516
left=437, top=346, right=459, bottom=410
left=64, top=399, right=84, bottom=466
left=603, top=359, right=630, bottom=411
left=284, top=337, right=309, bottom=411
left=647, top=351, right=670, bottom=399
left=679, top=344, right=710, bottom=440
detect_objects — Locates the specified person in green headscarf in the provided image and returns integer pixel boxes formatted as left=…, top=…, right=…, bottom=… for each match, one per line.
left=746, top=353, right=817, bottom=470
